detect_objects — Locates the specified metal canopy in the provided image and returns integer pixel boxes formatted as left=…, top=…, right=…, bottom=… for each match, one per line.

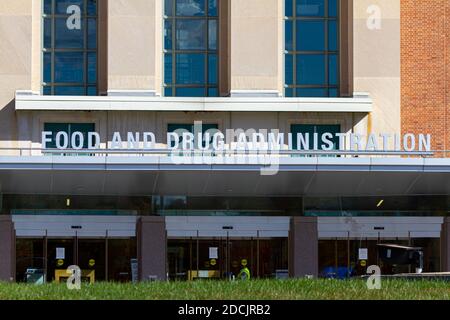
left=0, top=156, right=450, bottom=196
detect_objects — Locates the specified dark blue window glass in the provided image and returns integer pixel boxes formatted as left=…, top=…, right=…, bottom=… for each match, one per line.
left=328, top=20, right=338, bottom=51
left=168, top=123, right=219, bottom=147
left=285, top=20, right=293, bottom=51
left=296, top=88, right=327, bottom=97
left=54, top=86, right=85, bottom=96
left=176, top=0, right=205, bottom=16
left=291, top=124, right=340, bottom=151
left=285, top=0, right=293, bottom=17
left=285, top=0, right=339, bottom=97
left=44, top=18, right=52, bottom=48
left=296, top=20, right=325, bottom=51
left=56, top=0, right=83, bottom=14
left=297, top=0, right=325, bottom=17
left=285, top=54, right=294, bottom=85
left=208, top=20, right=217, bottom=50
left=164, top=20, right=173, bottom=50
left=55, top=18, right=84, bottom=48
left=208, top=54, right=218, bottom=84
left=208, top=0, right=218, bottom=16
left=176, top=54, right=205, bottom=84
left=208, top=88, right=218, bottom=97
left=165, top=87, right=173, bottom=97
left=87, top=18, right=97, bottom=49
left=44, top=0, right=53, bottom=14
left=176, top=19, right=206, bottom=50
left=165, top=0, right=174, bottom=16
left=329, top=54, right=338, bottom=86
left=328, top=0, right=338, bottom=17
left=43, top=86, right=52, bottom=95
left=297, top=54, right=325, bottom=85
left=165, top=0, right=218, bottom=96
left=87, top=86, right=97, bottom=96
left=285, top=88, right=294, bottom=97
left=87, top=0, right=97, bottom=15
left=54, top=52, right=84, bottom=83
left=329, top=88, right=338, bottom=97
left=43, top=0, right=98, bottom=96
left=176, top=87, right=205, bottom=97
left=44, top=53, right=52, bottom=83
left=44, top=123, right=95, bottom=149
left=164, top=54, right=173, bottom=85
left=88, top=52, right=97, bottom=84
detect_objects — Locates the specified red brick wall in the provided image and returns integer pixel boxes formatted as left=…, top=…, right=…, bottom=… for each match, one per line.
left=401, top=0, right=450, bottom=156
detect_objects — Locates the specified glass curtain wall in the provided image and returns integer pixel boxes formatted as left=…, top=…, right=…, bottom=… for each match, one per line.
left=285, top=0, right=340, bottom=97
left=164, top=0, right=219, bottom=97
left=43, top=0, right=98, bottom=95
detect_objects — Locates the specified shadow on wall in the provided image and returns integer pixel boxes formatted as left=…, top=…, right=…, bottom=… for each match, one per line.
left=0, top=100, right=19, bottom=146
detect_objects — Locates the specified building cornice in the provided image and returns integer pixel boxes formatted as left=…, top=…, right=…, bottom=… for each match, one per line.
left=15, top=91, right=373, bottom=113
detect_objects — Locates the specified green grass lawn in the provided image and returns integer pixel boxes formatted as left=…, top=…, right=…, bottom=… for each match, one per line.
left=0, top=279, right=449, bottom=300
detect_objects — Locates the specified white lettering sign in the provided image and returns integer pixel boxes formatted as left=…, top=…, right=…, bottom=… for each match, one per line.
left=42, top=131, right=432, bottom=153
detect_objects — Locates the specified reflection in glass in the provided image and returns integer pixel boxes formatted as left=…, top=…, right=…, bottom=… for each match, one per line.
left=16, top=239, right=45, bottom=283
left=164, top=0, right=219, bottom=96
left=176, top=0, right=205, bottom=16
left=54, top=52, right=84, bottom=83
left=43, top=0, right=98, bottom=96
left=176, top=20, right=206, bottom=50
left=108, top=239, right=137, bottom=282
left=55, top=18, right=84, bottom=48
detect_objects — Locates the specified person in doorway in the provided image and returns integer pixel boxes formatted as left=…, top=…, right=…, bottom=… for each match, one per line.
left=237, top=259, right=251, bottom=280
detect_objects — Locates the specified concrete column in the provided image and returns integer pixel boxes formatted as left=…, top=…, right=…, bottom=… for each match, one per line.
left=441, top=217, right=450, bottom=272
left=137, top=216, right=167, bottom=281
left=289, top=217, right=318, bottom=278
left=0, top=216, right=15, bottom=282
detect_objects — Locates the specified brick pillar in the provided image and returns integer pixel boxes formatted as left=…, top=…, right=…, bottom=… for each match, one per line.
left=137, top=216, right=167, bottom=281
left=441, top=217, right=450, bottom=272
left=0, top=216, right=15, bottom=282
left=289, top=217, right=318, bottom=278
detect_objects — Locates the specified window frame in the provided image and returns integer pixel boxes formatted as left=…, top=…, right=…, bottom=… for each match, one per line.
left=42, top=0, right=98, bottom=96
left=284, top=0, right=340, bottom=97
left=164, top=0, right=219, bottom=97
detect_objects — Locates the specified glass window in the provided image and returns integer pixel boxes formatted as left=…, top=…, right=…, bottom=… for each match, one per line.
left=176, top=19, right=207, bottom=50
left=44, top=123, right=95, bottom=149
left=291, top=124, right=341, bottom=151
left=296, top=54, right=326, bottom=85
left=285, top=0, right=339, bottom=97
left=296, top=20, right=325, bottom=51
left=168, top=123, right=219, bottom=147
left=43, top=0, right=98, bottom=96
left=176, top=53, right=205, bottom=84
left=165, top=0, right=219, bottom=97
left=176, top=0, right=205, bottom=16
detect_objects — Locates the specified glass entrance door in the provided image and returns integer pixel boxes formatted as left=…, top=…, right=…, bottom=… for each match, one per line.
left=168, top=237, right=288, bottom=281
left=47, top=238, right=75, bottom=282
left=17, top=236, right=137, bottom=283
left=78, top=239, right=106, bottom=282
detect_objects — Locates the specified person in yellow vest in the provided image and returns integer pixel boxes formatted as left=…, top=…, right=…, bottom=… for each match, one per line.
left=237, top=259, right=251, bottom=280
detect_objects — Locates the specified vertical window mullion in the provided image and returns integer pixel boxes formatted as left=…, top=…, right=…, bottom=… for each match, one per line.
left=84, top=0, right=88, bottom=95
left=172, top=0, right=176, bottom=96
left=325, top=0, right=329, bottom=95
left=51, top=0, right=55, bottom=95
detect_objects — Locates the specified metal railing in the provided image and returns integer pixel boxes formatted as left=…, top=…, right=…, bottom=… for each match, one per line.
left=0, top=147, right=436, bottom=158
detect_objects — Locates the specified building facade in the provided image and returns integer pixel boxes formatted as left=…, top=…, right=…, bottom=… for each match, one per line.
left=0, top=0, right=449, bottom=282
